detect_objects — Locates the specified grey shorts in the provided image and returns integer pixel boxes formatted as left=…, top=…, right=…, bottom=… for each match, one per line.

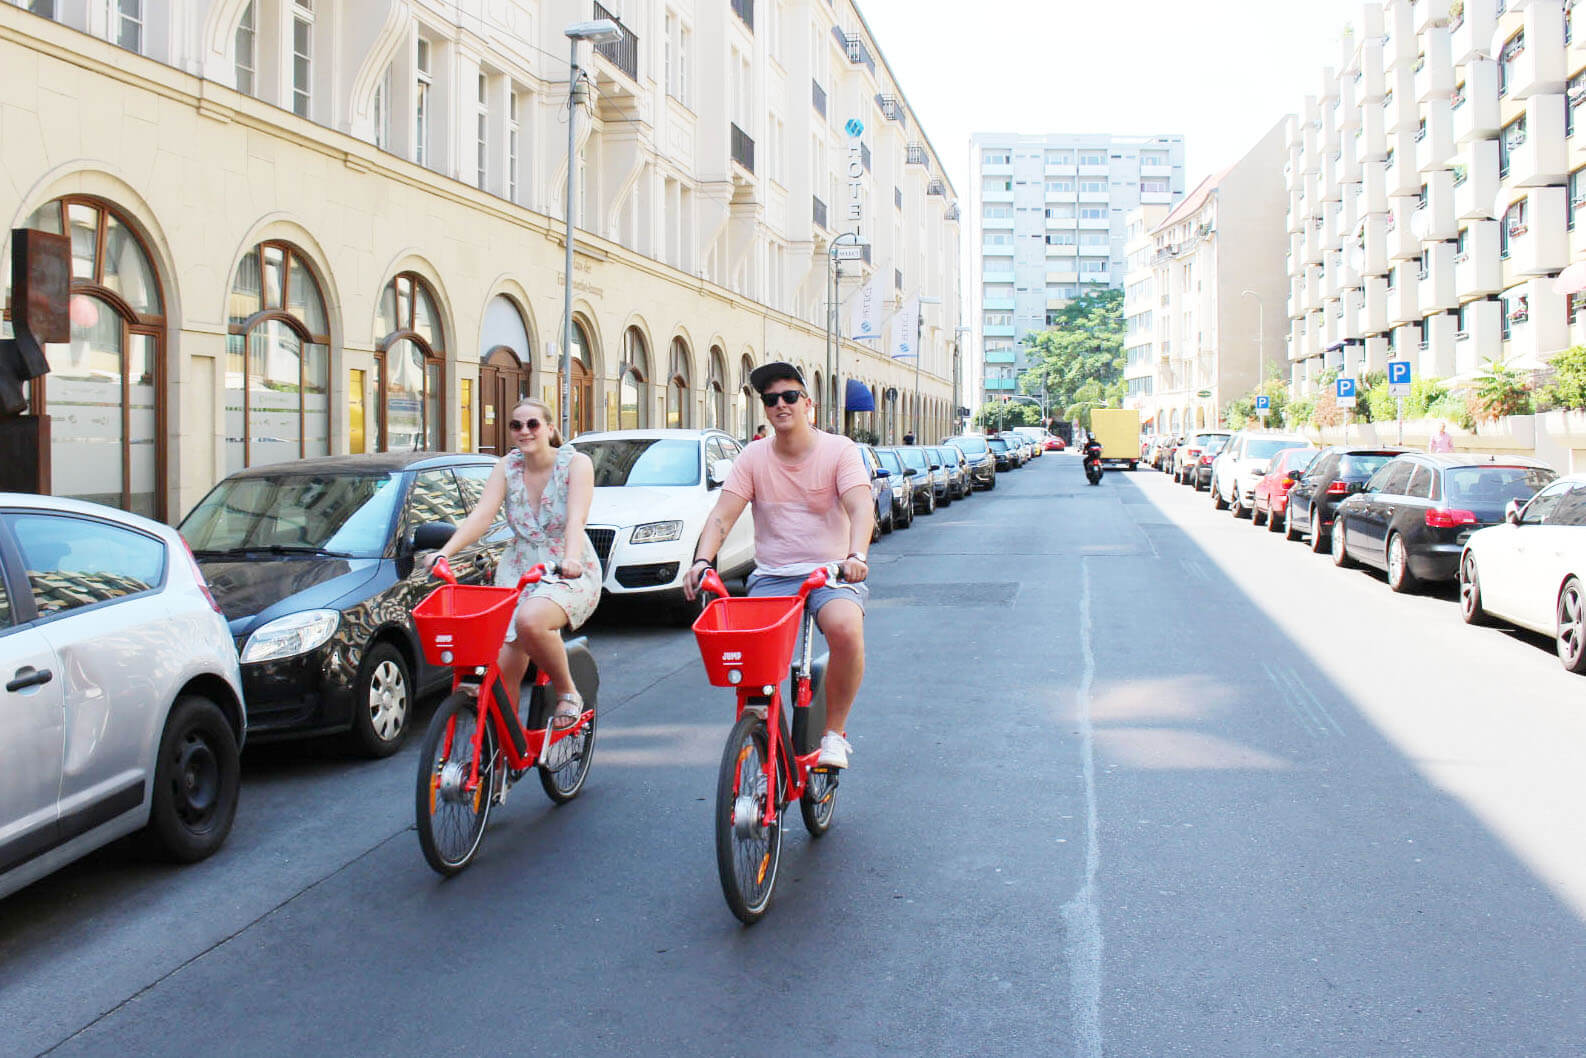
left=746, top=570, right=868, bottom=617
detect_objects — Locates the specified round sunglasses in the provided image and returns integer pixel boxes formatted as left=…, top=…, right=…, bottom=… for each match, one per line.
left=509, top=417, right=544, bottom=432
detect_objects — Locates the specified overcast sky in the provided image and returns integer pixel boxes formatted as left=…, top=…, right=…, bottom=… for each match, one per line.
left=856, top=0, right=1366, bottom=192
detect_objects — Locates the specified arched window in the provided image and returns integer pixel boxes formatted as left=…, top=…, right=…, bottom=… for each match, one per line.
left=739, top=355, right=755, bottom=440
left=666, top=337, right=691, bottom=428
left=812, top=369, right=824, bottom=425
left=18, top=198, right=166, bottom=518
left=705, top=346, right=727, bottom=430
left=478, top=295, right=533, bottom=455
left=226, top=240, right=331, bottom=472
left=375, top=272, right=445, bottom=451
left=619, top=326, right=649, bottom=429
left=560, top=318, right=595, bottom=436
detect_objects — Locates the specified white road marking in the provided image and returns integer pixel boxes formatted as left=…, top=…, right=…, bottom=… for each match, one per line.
left=1262, top=661, right=1345, bottom=738
left=1061, top=560, right=1104, bottom=1058
left=1180, top=558, right=1207, bottom=581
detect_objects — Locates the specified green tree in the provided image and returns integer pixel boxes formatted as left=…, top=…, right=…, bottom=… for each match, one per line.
left=1538, top=346, right=1586, bottom=411
left=1473, top=358, right=1534, bottom=421
left=1018, top=290, right=1126, bottom=415
left=972, top=400, right=1041, bottom=430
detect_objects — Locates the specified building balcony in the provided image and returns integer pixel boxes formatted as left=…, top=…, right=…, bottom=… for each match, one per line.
left=1454, top=297, right=1503, bottom=374
left=1389, top=271, right=1421, bottom=324
left=1045, top=189, right=1079, bottom=204
left=983, top=324, right=1016, bottom=338
left=1383, top=24, right=1411, bottom=72
left=1416, top=99, right=1457, bottom=170
left=1419, top=310, right=1459, bottom=377
left=1385, top=89, right=1414, bottom=135
left=984, top=378, right=1017, bottom=392
left=1501, top=187, right=1569, bottom=277
left=983, top=186, right=1015, bottom=203
left=981, top=212, right=1014, bottom=228
left=1044, top=245, right=1078, bottom=260
left=1361, top=159, right=1390, bottom=214
left=730, top=123, right=755, bottom=175
left=1078, top=190, right=1110, bottom=204
left=983, top=296, right=1016, bottom=311
left=1455, top=220, right=1503, bottom=297
left=1045, top=163, right=1078, bottom=176
left=984, top=349, right=1017, bottom=364
left=1453, top=137, right=1501, bottom=217
left=1386, top=133, right=1421, bottom=196
left=1388, top=196, right=1422, bottom=259
left=1360, top=274, right=1391, bottom=334
left=1420, top=240, right=1459, bottom=312
left=1323, top=302, right=1345, bottom=348
left=981, top=160, right=1013, bottom=176
left=1141, top=163, right=1173, bottom=179
left=1140, top=190, right=1175, bottom=205
left=1413, top=28, right=1455, bottom=103
left=1341, top=285, right=1366, bottom=340
left=983, top=269, right=1017, bottom=284
left=1362, top=211, right=1392, bottom=275
left=1506, top=95, right=1568, bottom=186
left=1452, top=61, right=1500, bottom=143
left=1340, top=181, right=1363, bottom=232
left=1339, top=133, right=1361, bottom=184
left=1305, top=263, right=1323, bottom=307
left=1322, top=149, right=1340, bottom=190
left=1046, top=267, right=1079, bottom=283
left=1078, top=215, right=1110, bottom=230
left=1502, top=277, right=1570, bottom=366
left=1413, top=0, right=1449, bottom=34
left=1451, top=0, right=1498, bottom=65
left=1503, top=3, right=1567, bottom=99
left=1359, top=103, right=1388, bottom=161
left=1418, top=168, right=1459, bottom=239
left=1357, top=37, right=1388, bottom=101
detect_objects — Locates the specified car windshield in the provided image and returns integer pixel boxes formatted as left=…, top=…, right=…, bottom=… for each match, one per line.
left=575, top=438, right=701, bottom=486
left=897, top=447, right=930, bottom=470
left=1445, top=466, right=1557, bottom=506
left=1338, top=453, right=1396, bottom=477
left=1192, top=433, right=1228, bottom=447
left=1245, top=439, right=1308, bottom=460
left=1204, top=438, right=1230, bottom=454
left=949, top=437, right=989, bottom=454
left=987, top=438, right=1010, bottom=451
left=876, top=449, right=904, bottom=474
left=1284, top=450, right=1319, bottom=473
left=180, top=473, right=402, bottom=557
left=930, top=449, right=953, bottom=465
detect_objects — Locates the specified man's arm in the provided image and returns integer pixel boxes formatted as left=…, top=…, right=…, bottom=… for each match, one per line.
left=838, top=484, right=873, bottom=583
left=683, top=491, right=749, bottom=598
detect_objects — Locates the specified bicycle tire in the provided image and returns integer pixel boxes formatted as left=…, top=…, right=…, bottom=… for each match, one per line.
left=799, top=766, right=838, bottom=837
left=715, top=713, right=782, bottom=925
left=415, top=691, right=497, bottom=877
left=539, top=698, right=597, bottom=804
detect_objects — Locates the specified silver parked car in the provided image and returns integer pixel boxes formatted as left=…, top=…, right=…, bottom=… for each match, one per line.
left=1, top=495, right=246, bottom=899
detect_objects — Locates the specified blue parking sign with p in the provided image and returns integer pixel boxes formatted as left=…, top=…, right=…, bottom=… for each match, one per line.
left=1388, top=360, right=1412, bottom=386
left=1255, top=395, right=1271, bottom=410
left=1336, top=377, right=1356, bottom=399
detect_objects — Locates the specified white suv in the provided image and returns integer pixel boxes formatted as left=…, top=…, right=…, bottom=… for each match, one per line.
left=1212, top=432, right=1313, bottom=518
left=1, top=495, right=246, bottom=900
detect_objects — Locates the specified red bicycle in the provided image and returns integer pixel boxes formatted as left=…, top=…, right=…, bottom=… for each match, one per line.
left=411, top=557, right=599, bottom=876
left=693, top=565, right=842, bottom=923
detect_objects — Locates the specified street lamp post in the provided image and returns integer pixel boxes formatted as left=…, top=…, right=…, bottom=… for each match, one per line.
left=914, top=295, right=942, bottom=441
left=825, top=232, right=863, bottom=433
left=559, top=19, right=623, bottom=440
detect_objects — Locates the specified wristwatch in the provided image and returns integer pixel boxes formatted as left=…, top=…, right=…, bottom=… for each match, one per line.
left=847, top=552, right=868, bottom=563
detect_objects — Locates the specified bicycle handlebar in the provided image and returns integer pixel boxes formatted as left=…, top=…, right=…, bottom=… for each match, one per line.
left=429, top=555, right=554, bottom=591
left=695, top=562, right=844, bottom=604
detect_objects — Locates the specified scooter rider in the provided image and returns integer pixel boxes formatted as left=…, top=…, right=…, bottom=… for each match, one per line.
left=1082, top=436, right=1104, bottom=482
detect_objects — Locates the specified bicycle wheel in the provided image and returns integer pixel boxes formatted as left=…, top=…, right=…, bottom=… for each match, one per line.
left=539, top=699, right=597, bottom=804
left=415, top=691, right=497, bottom=877
left=799, top=766, right=839, bottom=837
left=715, top=713, right=782, bottom=925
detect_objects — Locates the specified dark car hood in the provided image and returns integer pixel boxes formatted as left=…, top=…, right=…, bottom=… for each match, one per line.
left=197, top=556, right=382, bottom=631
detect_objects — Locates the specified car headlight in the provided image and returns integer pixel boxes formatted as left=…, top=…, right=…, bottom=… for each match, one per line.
left=240, top=609, right=341, bottom=664
left=630, top=520, right=684, bottom=544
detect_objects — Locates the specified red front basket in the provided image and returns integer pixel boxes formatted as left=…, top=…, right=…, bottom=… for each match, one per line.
left=692, top=594, right=805, bottom=688
left=412, top=582, right=521, bottom=667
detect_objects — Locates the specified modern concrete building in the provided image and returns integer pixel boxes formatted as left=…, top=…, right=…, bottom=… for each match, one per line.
left=0, top=0, right=960, bottom=522
left=968, top=131, right=1185, bottom=406
left=1122, top=120, right=1291, bottom=434
left=1287, top=0, right=1586, bottom=394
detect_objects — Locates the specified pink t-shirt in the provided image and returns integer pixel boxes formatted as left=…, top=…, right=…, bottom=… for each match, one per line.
left=723, top=430, right=870, bottom=573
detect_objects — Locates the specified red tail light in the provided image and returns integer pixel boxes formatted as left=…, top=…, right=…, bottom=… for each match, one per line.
left=181, top=539, right=223, bottom=615
left=1199, top=454, right=1212, bottom=465
left=1426, top=508, right=1478, bottom=529
left=1280, top=478, right=1299, bottom=492
left=1326, top=481, right=1351, bottom=495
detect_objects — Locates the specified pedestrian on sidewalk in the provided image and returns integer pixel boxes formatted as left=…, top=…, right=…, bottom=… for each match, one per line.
left=1428, top=420, right=1454, bottom=453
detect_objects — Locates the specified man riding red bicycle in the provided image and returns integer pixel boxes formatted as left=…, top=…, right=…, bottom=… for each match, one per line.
left=685, top=361, right=873, bottom=769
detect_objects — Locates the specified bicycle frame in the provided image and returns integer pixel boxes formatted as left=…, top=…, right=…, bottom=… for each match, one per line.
left=428, top=558, right=594, bottom=800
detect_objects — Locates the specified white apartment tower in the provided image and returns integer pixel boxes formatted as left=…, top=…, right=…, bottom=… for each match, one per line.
left=1288, top=0, right=1586, bottom=393
left=969, top=132, right=1186, bottom=406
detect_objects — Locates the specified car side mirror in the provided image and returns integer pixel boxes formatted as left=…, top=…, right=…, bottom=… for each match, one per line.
left=903, top=467, right=918, bottom=477
left=410, top=521, right=456, bottom=552
left=708, top=458, right=733, bottom=489
left=1506, top=498, right=1524, bottom=525
left=875, top=467, right=890, bottom=479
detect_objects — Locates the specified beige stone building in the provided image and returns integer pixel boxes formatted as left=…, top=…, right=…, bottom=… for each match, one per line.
left=0, top=0, right=961, bottom=523
left=1122, top=120, right=1291, bottom=435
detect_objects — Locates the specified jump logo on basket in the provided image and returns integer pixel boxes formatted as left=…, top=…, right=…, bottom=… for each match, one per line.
left=721, top=651, right=742, bottom=663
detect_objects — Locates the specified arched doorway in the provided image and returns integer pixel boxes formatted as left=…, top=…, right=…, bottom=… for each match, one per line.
left=559, top=317, right=595, bottom=436
left=478, top=295, right=532, bottom=455
left=666, top=336, right=691, bottom=428
left=19, top=198, right=167, bottom=518
left=375, top=272, right=446, bottom=451
left=618, top=326, right=650, bottom=429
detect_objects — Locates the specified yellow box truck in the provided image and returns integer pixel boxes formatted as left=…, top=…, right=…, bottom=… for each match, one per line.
left=1089, top=408, right=1141, bottom=470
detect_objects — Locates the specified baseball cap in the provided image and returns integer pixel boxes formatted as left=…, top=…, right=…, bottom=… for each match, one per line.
left=748, top=361, right=808, bottom=394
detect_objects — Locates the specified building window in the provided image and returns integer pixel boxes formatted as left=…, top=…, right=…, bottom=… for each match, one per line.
left=619, top=327, right=650, bottom=429
left=666, top=337, right=691, bottom=428
left=291, top=0, right=313, bottom=118
left=476, top=72, right=489, bottom=190
left=1572, top=168, right=1586, bottom=231
left=226, top=241, right=331, bottom=473
left=1079, top=151, right=1105, bottom=166
left=1501, top=199, right=1528, bottom=258
left=508, top=89, right=520, bottom=201
left=234, top=1, right=256, bottom=96
left=415, top=37, right=432, bottom=168
left=15, top=197, right=165, bottom=518
left=705, top=347, right=726, bottom=430
left=1499, top=30, right=1524, bottom=97
left=665, top=13, right=691, bottom=106
left=111, top=0, right=142, bottom=52
left=1079, top=180, right=1107, bottom=193
left=375, top=273, right=447, bottom=451
left=1141, top=179, right=1169, bottom=193
left=1079, top=206, right=1107, bottom=220
left=982, top=150, right=1011, bottom=165
left=373, top=64, right=392, bottom=150
left=1570, top=72, right=1586, bottom=138
left=1045, top=179, right=1073, bottom=192
left=1500, top=116, right=1526, bottom=178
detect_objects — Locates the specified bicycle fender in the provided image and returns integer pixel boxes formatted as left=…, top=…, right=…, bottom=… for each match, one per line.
left=564, top=636, right=600, bottom=711
left=790, top=651, right=830, bottom=756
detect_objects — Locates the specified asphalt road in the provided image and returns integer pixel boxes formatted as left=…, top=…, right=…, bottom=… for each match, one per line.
left=4, top=453, right=1585, bottom=1057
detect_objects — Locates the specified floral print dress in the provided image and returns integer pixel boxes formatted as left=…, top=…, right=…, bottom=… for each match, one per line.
left=497, top=444, right=602, bottom=637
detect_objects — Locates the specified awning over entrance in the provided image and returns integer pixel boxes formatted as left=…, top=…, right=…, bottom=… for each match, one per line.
left=845, top=378, right=875, bottom=412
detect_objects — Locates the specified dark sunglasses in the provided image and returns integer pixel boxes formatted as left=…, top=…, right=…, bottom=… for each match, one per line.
left=508, top=418, right=543, bottom=432
left=760, top=390, right=806, bottom=407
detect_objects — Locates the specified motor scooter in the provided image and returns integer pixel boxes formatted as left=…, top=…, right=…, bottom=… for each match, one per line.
left=1083, top=446, right=1103, bottom=486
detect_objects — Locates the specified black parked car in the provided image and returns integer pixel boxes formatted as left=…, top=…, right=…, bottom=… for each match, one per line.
left=986, top=436, right=1014, bottom=471
left=930, top=445, right=971, bottom=500
left=857, top=444, right=896, bottom=538
left=873, top=446, right=916, bottom=528
left=943, top=435, right=997, bottom=490
left=888, top=446, right=942, bottom=514
left=1332, top=454, right=1557, bottom=592
left=1284, top=446, right=1409, bottom=553
left=181, top=452, right=509, bottom=756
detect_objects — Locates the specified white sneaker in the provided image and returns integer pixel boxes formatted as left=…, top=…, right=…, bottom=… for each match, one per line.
left=816, top=732, right=852, bottom=770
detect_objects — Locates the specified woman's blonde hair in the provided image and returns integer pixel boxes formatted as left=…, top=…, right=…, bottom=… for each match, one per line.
left=512, top=398, right=563, bottom=447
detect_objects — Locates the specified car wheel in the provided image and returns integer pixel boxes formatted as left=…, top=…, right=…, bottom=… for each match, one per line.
left=1231, top=490, right=1248, bottom=519
left=871, top=508, right=882, bottom=543
left=1211, top=481, right=1228, bottom=510
left=1252, top=501, right=1267, bottom=527
left=1386, top=534, right=1419, bottom=593
left=1267, top=504, right=1286, bottom=533
left=923, top=489, right=935, bottom=515
left=1309, top=509, right=1328, bottom=554
left=882, top=505, right=894, bottom=534
left=1331, top=521, right=1355, bottom=568
left=1557, top=578, right=1586, bottom=674
left=1460, top=553, right=1493, bottom=626
left=142, top=694, right=240, bottom=863
left=348, top=642, right=412, bottom=758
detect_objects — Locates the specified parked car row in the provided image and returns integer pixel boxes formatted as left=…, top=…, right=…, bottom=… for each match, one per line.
left=1197, top=430, right=1585, bottom=674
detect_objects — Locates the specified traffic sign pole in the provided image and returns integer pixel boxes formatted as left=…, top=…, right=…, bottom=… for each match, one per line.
left=1387, top=359, right=1413, bottom=446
